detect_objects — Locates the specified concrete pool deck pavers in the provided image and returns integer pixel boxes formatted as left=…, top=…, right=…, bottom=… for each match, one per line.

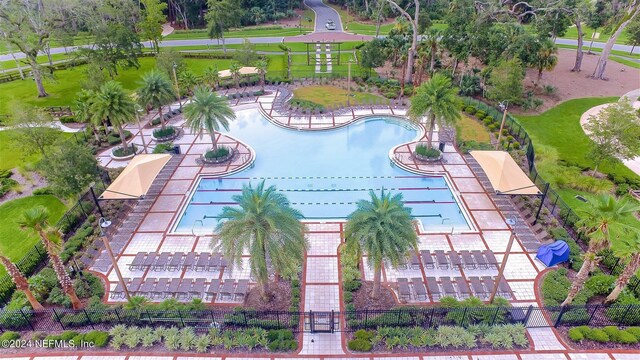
left=81, top=87, right=591, bottom=358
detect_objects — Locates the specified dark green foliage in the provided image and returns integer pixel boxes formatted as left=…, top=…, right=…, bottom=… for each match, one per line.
left=0, top=178, right=18, bottom=197
left=152, top=142, right=175, bottom=154
left=267, top=329, right=296, bottom=351
left=46, top=287, right=72, bottom=307
left=343, top=291, right=353, bottom=304
left=564, top=238, right=584, bottom=271
left=347, top=338, right=372, bottom=351
left=112, top=144, right=137, bottom=157
left=107, top=130, right=133, bottom=145
left=74, top=271, right=106, bottom=299
left=0, top=292, right=33, bottom=328
left=415, top=144, right=441, bottom=158
left=541, top=268, right=571, bottom=307
left=28, top=267, right=59, bottom=302
left=152, top=126, right=176, bottom=139
left=343, top=279, right=361, bottom=292
left=61, top=223, right=94, bottom=262
left=59, top=115, right=76, bottom=123
left=204, top=146, right=230, bottom=160
left=288, top=98, right=325, bottom=113
left=83, top=330, right=110, bottom=347
left=32, top=187, right=54, bottom=195
left=585, top=274, right=615, bottom=296
left=606, top=290, right=640, bottom=324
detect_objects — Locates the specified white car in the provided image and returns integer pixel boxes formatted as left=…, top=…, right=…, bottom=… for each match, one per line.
left=325, top=21, right=336, bottom=30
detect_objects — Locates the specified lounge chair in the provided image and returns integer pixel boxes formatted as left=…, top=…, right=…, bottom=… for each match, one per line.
left=411, top=277, right=427, bottom=301
left=234, top=279, right=249, bottom=300
left=152, top=278, right=170, bottom=299
left=129, top=277, right=143, bottom=293
left=182, top=252, right=197, bottom=271
left=498, top=278, right=512, bottom=298
left=208, top=253, right=221, bottom=271
left=206, top=279, right=221, bottom=301
left=434, top=250, right=449, bottom=269
left=441, top=277, right=457, bottom=298
left=110, top=278, right=130, bottom=299
left=469, top=277, right=486, bottom=298
left=129, top=252, right=146, bottom=271
left=455, top=277, right=471, bottom=299
left=190, top=278, right=207, bottom=299
left=460, top=250, right=476, bottom=270
left=137, top=277, right=156, bottom=297
left=177, top=278, right=193, bottom=300
left=483, top=250, right=499, bottom=269
left=426, top=277, right=441, bottom=300
left=142, top=253, right=157, bottom=270
left=195, top=252, right=211, bottom=271
left=421, top=250, right=435, bottom=269
left=397, top=277, right=411, bottom=301
left=153, top=252, right=171, bottom=271
left=410, top=253, right=421, bottom=269
left=472, top=250, right=488, bottom=270
left=448, top=251, right=462, bottom=269
left=166, top=278, right=181, bottom=298
left=482, top=276, right=496, bottom=298
left=167, top=252, right=184, bottom=271
left=219, top=279, right=235, bottom=300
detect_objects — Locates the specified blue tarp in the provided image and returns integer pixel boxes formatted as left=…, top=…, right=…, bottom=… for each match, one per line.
left=536, top=240, right=570, bottom=267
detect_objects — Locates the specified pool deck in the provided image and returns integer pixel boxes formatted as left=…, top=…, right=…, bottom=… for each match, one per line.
left=79, top=86, right=583, bottom=359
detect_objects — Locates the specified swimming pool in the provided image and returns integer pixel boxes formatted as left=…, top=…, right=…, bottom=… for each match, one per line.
left=173, top=109, right=473, bottom=233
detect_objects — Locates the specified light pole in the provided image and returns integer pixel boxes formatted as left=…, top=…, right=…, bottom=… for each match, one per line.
left=347, top=58, right=353, bottom=105
left=299, top=15, right=302, bottom=34
left=495, top=100, right=509, bottom=150
left=489, top=216, right=516, bottom=304
left=134, top=105, right=148, bottom=154
left=172, top=63, right=182, bottom=110
left=99, top=218, right=131, bottom=301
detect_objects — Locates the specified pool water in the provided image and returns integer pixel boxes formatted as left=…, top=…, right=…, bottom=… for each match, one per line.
left=174, top=109, right=472, bottom=233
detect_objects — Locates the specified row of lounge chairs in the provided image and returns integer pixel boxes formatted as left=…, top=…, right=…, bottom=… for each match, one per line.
left=397, top=276, right=512, bottom=302
left=514, top=199, right=553, bottom=242
left=110, top=277, right=249, bottom=301
left=128, top=252, right=228, bottom=272
left=400, top=250, right=499, bottom=270
left=152, top=107, right=182, bottom=124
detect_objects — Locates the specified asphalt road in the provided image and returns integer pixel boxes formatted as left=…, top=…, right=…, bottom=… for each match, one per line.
left=305, top=0, right=343, bottom=33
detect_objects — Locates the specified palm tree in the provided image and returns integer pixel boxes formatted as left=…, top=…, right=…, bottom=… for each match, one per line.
left=184, top=85, right=236, bottom=152
left=407, top=73, right=462, bottom=150
left=605, top=234, right=640, bottom=303
left=562, top=195, right=640, bottom=306
left=202, top=66, right=220, bottom=89
left=137, top=70, right=176, bottom=130
left=535, top=39, right=558, bottom=84
left=255, top=59, right=267, bottom=92
left=213, top=181, right=308, bottom=300
left=229, top=61, right=241, bottom=88
left=18, top=207, right=83, bottom=309
left=73, top=90, right=101, bottom=141
left=92, top=81, right=136, bottom=153
left=179, top=70, right=198, bottom=96
left=0, top=255, right=44, bottom=310
left=344, top=190, right=418, bottom=299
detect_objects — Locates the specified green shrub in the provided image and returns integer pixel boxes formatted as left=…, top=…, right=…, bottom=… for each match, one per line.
left=288, top=98, right=325, bottom=112
left=541, top=268, right=571, bottom=307
left=483, top=118, right=493, bottom=126
left=348, top=338, right=372, bottom=351
left=585, top=328, right=609, bottom=343
left=567, top=328, right=584, bottom=342
left=415, top=144, right=441, bottom=158
left=153, top=126, right=176, bottom=139
left=343, top=291, right=353, bottom=303
left=46, top=287, right=71, bottom=307
left=625, top=327, right=640, bottom=338
left=585, top=275, right=615, bottom=296
left=343, top=279, right=361, bottom=292
left=151, top=117, right=161, bottom=126
left=0, top=331, right=20, bottom=341
left=464, top=106, right=476, bottom=114
left=153, top=142, right=175, bottom=154
left=84, top=330, right=109, bottom=347
left=204, top=146, right=230, bottom=160
left=60, top=330, right=80, bottom=341
left=59, top=115, right=76, bottom=123
left=475, top=110, right=486, bottom=118
left=615, top=330, right=638, bottom=344
left=354, top=329, right=374, bottom=341
left=606, top=290, right=640, bottom=324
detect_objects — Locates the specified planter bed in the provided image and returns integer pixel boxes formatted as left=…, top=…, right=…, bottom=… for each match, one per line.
left=151, top=127, right=181, bottom=143
left=201, top=147, right=235, bottom=164
left=110, top=145, right=139, bottom=160
left=559, top=326, right=640, bottom=350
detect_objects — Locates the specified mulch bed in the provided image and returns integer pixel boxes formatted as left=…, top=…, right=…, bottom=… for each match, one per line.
left=244, top=280, right=291, bottom=312
left=556, top=327, right=640, bottom=350
left=353, top=281, right=397, bottom=310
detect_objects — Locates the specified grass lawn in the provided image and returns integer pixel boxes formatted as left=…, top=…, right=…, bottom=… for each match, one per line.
left=0, top=129, right=73, bottom=171
left=0, top=195, right=67, bottom=277
left=164, top=26, right=311, bottom=41
left=292, top=85, right=387, bottom=108
left=455, top=116, right=491, bottom=143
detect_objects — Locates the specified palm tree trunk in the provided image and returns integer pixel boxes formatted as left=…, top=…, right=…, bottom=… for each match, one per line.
left=92, top=125, right=101, bottom=142
left=427, top=113, right=436, bottom=149
left=0, top=256, right=44, bottom=310
left=38, top=232, right=83, bottom=309
left=605, top=254, right=640, bottom=303
left=159, top=106, right=166, bottom=130
left=372, top=265, right=382, bottom=299
left=210, top=130, right=218, bottom=151
left=561, top=254, right=595, bottom=306
left=117, top=125, right=129, bottom=152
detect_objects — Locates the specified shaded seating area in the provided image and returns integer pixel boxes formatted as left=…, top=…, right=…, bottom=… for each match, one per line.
left=127, top=251, right=228, bottom=272
left=418, top=250, right=499, bottom=270
left=109, top=277, right=251, bottom=302
left=393, top=275, right=513, bottom=302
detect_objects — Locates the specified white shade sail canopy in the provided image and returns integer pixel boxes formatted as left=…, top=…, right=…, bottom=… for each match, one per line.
left=469, top=150, right=541, bottom=195
left=100, top=154, right=171, bottom=200
left=218, top=66, right=259, bottom=79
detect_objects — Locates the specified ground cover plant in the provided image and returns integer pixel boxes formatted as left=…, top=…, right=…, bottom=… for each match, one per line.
left=291, top=86, right=387, bottom=109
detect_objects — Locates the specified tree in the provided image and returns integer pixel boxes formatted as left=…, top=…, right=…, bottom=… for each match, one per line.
left=206, top=0, right=243, bottom=54
left=233, top=39, right=258, bottom=66
left=486, top=58, right=525, bottom=105
left=39, top=143, right=99, bottom=197
left=229, top=61, right=241, bottom=88
left=0, top=255, right=44, bottom=310
left=562, top=195, right=640, bottom=306
left=408, top=73, right=462, bottom=149
left=0, top=0, right=68, bottom=97
left=18, top=207, right=83, bottom=309
left=184, top=85, right=236, bottom=151
left=591, top=1, right=640, bottom=80
left=625, top=15, right=640, bottom=54
left=571, top=0, right=594, bottom=72
left=534, top=38, right=558, bottom=83
left=155, top=48, right=185, bottom=78
left=91, top=81, right=136, bottom=152
left=140, top=0, right=167, bottom=53
left=585, top=0, right=609, bottom=54
left=344, top=190, right=418, bottom=299
left=255, top=59, right=267, bottom=92
left=606, top=234, right=640, bottom=303
left=178, top=70, right=198, bottom=96
left=8, top=105, right=59, bottom=157
left=213, top=181, right=308, bottom=300
left=385, top=0, right=420, bottom=84
left=584, top=99, right=640, bottom=176
left=73, top=90, right=101, bottom=141
left=137, top=70, right=176, bottom=130
left=360, top=38, right=387, bottom=75
left=202, top=65, right=220, bottom=89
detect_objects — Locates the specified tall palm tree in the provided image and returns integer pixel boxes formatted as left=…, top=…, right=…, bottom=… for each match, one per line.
left=605, top=234, right=640, bottom=303
left=73, top=89, right=101, bottom=141
left=213, top=181, right=308, bottom=300
left=344, top=190, right=418, bottom=299
left=0, top=255, right=44, bottom=310
left=408, top=73, right=462, bottom=150
left=203, top=65, right=220, bottom=89
left=184, top=85, right=236, bottom=152
left=18, top=207, right=83, bottom=309
left=562, top=195, right=640, bottom=306
left=179, top=70, right=198, bottom=96
left=230, top=61, right=241, bottom=89
left=92, top=81, right=136, bottom=153
left=255, top=59, right=267, bottom=92
left=535, top=39, right=558, bottom=83
left=137, top=70, right=175, bottom=130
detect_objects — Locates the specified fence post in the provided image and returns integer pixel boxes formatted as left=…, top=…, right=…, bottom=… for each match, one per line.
left=309, top=310, right=314, bottom=333
left=114, top=308, right=122, bottom=323
left=586, top=305, right=599, bottom=326
left=364, top=309, right=368, bottom=327
left=491, top=307, right=501, bottom=326
left=242, top=310, right=248, bottom=327
left=554, top=306, right=566, bottom=328
left=19, top=309, right=35, bottom=331
left=618, top=304, right=633, bottom=326
left=178, top=310, right=185, bottom=327
left=83, top=309, right=94, bottom=329
left=52, top=308, right=65, bottom=330
left=396, top=309, right=403, bottom=326
left=460, top=307, right=468, bottom=327
left=428, top=307, right=435, bottom=328
left=276, top=311, right=281, bottom=329
left=523, top=305, right=533, bottom=326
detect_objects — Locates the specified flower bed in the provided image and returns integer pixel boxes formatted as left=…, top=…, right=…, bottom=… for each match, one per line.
left=413, top=143, right=442, bottom=162
left=563, top=326, right=640, bottom=349
left=202, top=146, right=234, bottom=164
left=152, top=126, right=180, bottom=142
left=110, top=144, right=138, bottom=160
